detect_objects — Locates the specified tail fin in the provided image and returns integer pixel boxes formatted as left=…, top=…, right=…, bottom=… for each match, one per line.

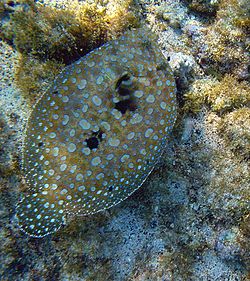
left=16, top=193, right=65, bottom=238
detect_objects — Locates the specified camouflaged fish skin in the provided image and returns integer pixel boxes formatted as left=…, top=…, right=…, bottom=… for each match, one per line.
left=16, top=28, right=177, bottom=237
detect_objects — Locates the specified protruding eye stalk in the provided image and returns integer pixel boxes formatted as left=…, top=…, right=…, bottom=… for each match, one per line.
left=114, top=72, right=138, bottom=114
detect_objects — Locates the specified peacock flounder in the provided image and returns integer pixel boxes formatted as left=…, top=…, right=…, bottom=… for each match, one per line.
left=17, top=28, right=177, bottom=237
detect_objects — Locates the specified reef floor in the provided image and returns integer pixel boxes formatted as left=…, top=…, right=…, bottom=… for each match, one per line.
left=0, top=0, right=249, bottom=280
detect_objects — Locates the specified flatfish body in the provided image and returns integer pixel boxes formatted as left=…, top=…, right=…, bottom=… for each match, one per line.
left=16, top=28, right=177, bottom=237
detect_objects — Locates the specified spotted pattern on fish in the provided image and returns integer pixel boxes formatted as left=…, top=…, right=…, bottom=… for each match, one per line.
left=16, top=28, right=177, bottom=237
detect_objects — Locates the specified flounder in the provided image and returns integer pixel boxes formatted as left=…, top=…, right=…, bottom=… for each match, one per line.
left=16, top=28, right=177, bottom=237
